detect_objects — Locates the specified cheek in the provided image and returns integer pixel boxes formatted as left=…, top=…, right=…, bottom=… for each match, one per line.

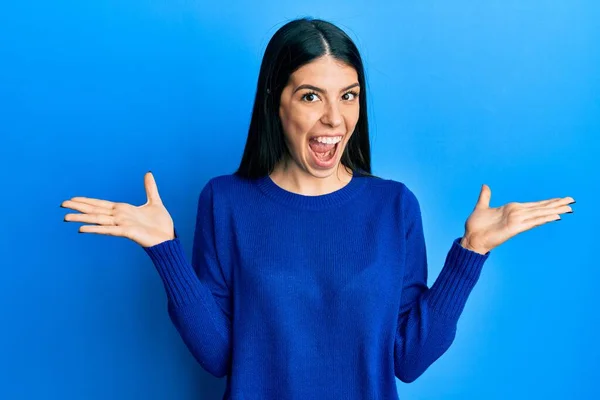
left=286, top=108, right=321, bottom=137
left=339, top=112, right=359, bottom=139
left=347, top=106, right=360, bottom=126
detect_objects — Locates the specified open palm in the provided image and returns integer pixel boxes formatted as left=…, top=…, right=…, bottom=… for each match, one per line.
left=61, top=172, right=175, bottom=248
left=461, top=184, right=575, bottom=254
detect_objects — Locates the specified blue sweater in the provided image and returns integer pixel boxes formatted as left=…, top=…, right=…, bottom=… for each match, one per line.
left=143, top=170, right=491, bottom=399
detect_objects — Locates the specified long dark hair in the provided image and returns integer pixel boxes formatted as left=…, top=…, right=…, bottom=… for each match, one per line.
left=234, top=17, right=378, bottom=180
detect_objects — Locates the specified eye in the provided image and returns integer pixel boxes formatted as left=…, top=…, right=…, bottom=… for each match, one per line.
left=342, top=90, right=359, bottom=101
left=301, top=91, right=320, bottom=103
left=300, top=90, right=360, bottom=103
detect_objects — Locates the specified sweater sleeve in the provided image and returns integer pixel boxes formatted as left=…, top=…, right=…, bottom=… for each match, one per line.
left=142, top=180, right=232, bottom=378
left=394, top=186, right=490, bottom=383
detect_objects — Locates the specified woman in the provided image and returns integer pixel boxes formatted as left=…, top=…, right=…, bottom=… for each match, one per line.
left=61, top=17, right=575, bottom=399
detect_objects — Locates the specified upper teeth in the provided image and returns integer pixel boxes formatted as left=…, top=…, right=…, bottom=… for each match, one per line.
left=312, top=136, right=342, bottom=144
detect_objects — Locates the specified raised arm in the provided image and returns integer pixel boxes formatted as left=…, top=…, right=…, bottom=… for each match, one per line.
left=144, top=180, right=232, bottom=378
left=394, top=187, right=490, bottom=383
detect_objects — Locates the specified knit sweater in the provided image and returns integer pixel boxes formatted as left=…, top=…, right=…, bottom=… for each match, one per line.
left=143, top=170, right=491, bottom=400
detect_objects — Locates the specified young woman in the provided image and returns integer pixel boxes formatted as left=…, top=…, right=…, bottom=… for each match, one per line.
left=61, top=17, right=575, bottom=400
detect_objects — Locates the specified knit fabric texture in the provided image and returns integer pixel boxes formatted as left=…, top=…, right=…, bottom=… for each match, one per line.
left=143, top=170, right=491, bottom=399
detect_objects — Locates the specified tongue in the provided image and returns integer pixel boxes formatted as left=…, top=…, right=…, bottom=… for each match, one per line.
left=309, top=139, right=335, bottom=153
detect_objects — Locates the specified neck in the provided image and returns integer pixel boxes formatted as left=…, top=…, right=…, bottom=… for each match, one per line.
left=269, top=156, right=353, bottom=196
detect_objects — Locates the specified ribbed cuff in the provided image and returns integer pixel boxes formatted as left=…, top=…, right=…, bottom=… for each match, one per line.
left=426, top=236, right=490, bottom=320
left=143, top=237, right=202, bottom=308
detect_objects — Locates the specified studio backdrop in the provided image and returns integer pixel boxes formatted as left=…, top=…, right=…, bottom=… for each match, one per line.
left=1, top=1, right=598, bottom=399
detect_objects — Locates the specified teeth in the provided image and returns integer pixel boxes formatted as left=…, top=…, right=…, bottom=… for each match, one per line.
left=311, top=136, right=342, bottom=144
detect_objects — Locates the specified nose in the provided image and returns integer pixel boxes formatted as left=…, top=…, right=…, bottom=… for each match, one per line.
left=320, top=101, right=343, bottom=128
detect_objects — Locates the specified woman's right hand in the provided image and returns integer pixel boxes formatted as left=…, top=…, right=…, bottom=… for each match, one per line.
left=61, top=172, right=175, bottom=248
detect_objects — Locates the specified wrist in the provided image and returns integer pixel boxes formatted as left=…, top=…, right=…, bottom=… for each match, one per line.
left=460, top=234, right=488, bottom=255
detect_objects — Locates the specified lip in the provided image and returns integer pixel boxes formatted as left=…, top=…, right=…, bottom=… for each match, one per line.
left=308, top=133, right=344, bottom=139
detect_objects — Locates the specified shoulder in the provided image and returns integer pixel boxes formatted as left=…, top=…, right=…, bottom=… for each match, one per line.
left=362, top=174, right=417, bottom=201
left=362, top=174, right=421, bottom=218
left=196, top=173, right=240, bottom=193
left=197, top=173, right=255, bottom=207
left=204, top=173, right=254, bottom=196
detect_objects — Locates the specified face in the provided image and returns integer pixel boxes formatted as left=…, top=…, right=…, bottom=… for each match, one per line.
left=278, top=55, right=360, bottom=177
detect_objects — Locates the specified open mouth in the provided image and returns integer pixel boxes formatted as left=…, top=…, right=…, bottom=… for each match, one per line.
left=308, top=138, right=341, bottom=165
left=311, top=142, right=338, bottom=160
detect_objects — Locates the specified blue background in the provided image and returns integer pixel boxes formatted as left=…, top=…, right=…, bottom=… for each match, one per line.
left=1, top=1, right=598, bottom=399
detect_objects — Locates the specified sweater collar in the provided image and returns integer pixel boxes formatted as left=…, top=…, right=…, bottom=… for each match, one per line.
left=255, top=169, right=368, bottom=210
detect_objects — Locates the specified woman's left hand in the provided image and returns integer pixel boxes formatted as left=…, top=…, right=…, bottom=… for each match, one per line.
left=459, top=184, right=575, bottom=255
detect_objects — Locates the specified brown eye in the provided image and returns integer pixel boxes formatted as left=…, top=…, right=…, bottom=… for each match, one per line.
left=342, top=91, right=359, bottom=101
left=301, top=92, right=320, bottom=102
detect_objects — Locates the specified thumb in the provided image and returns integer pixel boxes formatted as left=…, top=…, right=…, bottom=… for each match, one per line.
left=474, top=184, right=491, bottom=209
left=144, top=171, right=162, bottom=204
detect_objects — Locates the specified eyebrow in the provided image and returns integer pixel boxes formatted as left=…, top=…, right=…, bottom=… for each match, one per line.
left=293, top=82, right=360, bottom=94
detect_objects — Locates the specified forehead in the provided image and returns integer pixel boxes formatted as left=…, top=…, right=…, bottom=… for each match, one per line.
left=289, top=55, right=358, bottom=86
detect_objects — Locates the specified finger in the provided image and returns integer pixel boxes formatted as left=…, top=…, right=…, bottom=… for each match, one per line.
left=522, top=204, right=573, bottom=221
left=522, top=209, right=564, bottom=224
left=522, top=196, right=575, bottom=208
left=67, top=197, right=117, bottom=209
left=144, top=172, right=162, bottom=204
left=521, top=213, right=561, bottom=230
left=61, top=200, right=114, bottom=216
left=79, top=224, right=128, bottom=237
left=65, top=213, right=117, bottom=226
left=474, top=184, right=491, bottom=209
left=520, top=197, right=561, bottom=208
